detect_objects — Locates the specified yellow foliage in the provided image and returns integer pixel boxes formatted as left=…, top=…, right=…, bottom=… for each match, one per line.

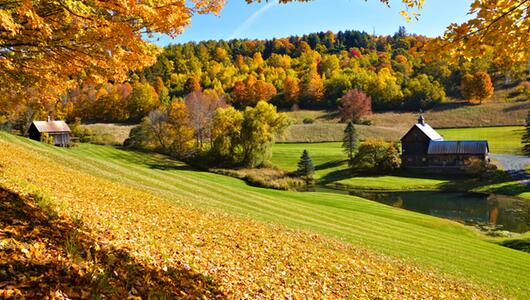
left=0, top=136, right=494, bottom=298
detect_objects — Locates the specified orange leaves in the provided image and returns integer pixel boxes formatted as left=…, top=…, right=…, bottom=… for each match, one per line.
left=0, top=0, right=225, bottom=102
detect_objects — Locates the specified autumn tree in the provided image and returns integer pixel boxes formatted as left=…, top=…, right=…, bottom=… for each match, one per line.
left=367, top=68, right=403, bottom=110
left=0, top=0, right=224, bottom=102
left=342, top=122, right=359, bottom=164
left=403, top=74, right=446, bottom=110
left=184, top=76, right=202, bottom=95
left=338, top=89, right=372, bottom=123
left=185, top=90, right=226, bottom=149
left=211, top=101, right=291, bottom=167
left=231, top=75, right=277, bottom=107
left=303, top=71, right=325, bottom=103
left=240, top=101, right=291, bottom=167
left=283, top=76, right=301, bottom=105
left=127, top=82, right=159, bottom=120
left=427, top=0, right=530, bottom=66
left=460, top=71, right=494, bottom=103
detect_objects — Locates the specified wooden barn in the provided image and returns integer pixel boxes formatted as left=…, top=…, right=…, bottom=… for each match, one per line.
left=401, top=116, right=489, bottom=170
left=28, top=117, right=71, bottom=147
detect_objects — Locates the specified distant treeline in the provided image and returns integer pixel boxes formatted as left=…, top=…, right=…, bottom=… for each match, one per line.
left=59, top=27, right=527, bottom=123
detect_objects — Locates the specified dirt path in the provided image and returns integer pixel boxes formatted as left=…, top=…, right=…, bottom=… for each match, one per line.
left=491, top=154, right=530, bottom=184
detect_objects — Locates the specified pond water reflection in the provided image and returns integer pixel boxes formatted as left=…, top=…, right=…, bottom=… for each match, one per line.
left=319, top=188, right=530, bottom=233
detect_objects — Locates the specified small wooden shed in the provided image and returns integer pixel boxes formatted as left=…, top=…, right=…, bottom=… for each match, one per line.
left=28, top=117, right=71, bottom=147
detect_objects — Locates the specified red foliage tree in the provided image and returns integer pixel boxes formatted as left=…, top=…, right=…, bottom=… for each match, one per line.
left=338, top=89, right=372, bottom=123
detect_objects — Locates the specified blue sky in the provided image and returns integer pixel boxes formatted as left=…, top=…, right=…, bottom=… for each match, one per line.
left=153, top=0, right=473, bottom=46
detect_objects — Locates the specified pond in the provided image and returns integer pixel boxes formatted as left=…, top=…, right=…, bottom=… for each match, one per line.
left=317, top=188, right=530, bottom=233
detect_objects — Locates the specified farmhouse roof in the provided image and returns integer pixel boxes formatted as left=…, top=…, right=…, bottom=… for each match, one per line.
left=427, top=141, right=489, bottom=155
left=401, top=115, right=444, bottom=142
left=32, top=120, right=71, bottom=133
left=414, top=123, right=444, bottom=141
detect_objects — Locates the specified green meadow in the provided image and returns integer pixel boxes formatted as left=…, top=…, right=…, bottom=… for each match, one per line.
left=2, top=132, right=530, bottom=298
left=271, top=126, right=530, bottom=197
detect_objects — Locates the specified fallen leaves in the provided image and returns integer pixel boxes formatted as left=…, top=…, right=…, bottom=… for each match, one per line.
left=0, top=137, right=498, bottom=299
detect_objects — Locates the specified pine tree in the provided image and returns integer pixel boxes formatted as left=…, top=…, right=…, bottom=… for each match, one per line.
left=524, top=110, right=530, bottom=156
left=297, top=149, right=315, bottom=182
left=342, top=121, right=358, bottom=164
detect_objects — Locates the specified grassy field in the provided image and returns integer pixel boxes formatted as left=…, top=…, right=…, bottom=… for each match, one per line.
left=273, top=126, right=524, bottom=172
left=281, top=101, right=529, bottom=143
left=271, top=126, right=529, bottom=198
left=81, top=123, right=135, bottom=145
left=1, top=133, right=530, bottom=298
left=438, top=126, right=524, bottom=154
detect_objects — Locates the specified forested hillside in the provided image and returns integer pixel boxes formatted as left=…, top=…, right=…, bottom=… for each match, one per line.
left=52, top=27, right=529, bottom=124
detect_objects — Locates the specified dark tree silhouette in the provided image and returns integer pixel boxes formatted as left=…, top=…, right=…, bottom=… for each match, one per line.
left=523, top=110, right=530, bottom=156
left=297, top=149, right=315, bottom=183
left=342, top=122, right=359, bottom=165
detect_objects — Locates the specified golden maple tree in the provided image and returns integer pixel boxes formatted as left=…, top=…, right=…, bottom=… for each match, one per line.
left=426, top=0, right=530, bottom=65
left=0, top=0, right=225, bottom=102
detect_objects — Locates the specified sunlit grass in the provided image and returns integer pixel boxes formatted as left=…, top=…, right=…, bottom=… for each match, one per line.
left=1, top=133, right=530, bottom=297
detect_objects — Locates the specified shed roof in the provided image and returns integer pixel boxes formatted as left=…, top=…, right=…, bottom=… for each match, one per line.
left=427, top=141, right=489, bottom=155
left=32, top=120, right=71, bottom=133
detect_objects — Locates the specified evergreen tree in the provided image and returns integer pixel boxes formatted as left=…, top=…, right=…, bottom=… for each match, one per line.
left=342, top=121, right=359, bottom=164
left=524, top=110, right=530, bottom=156
left=297, top=149, right=315, bottom=182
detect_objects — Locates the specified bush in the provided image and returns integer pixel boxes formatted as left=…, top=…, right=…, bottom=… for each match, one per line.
left=211, top=167, right=306, bottom=191
left=302, top=117, right=315, bottom=124
left=351, top=139, right=401, bottom=174
left=463, top=157, right=498, bottom=178
left=70, top=118, right=94, bottom=143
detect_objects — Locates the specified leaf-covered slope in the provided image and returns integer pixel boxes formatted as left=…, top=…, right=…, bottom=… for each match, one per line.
left=0, top=136, right=497, bottom=298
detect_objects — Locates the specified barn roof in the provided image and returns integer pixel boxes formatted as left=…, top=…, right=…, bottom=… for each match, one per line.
left=428, top=141, right=489, bottom=155
left=32, top=120, right=71, bottom=133
left=414, top=123, right=444, bottom=141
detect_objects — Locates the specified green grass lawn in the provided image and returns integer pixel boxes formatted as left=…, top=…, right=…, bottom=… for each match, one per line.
left=438, top=126, right=524, bottom=154
left=2, top=133, right=530, bottom=298
left=333, top=175, right=450, bottom=191
left=271, top=126, right=529, bottom=196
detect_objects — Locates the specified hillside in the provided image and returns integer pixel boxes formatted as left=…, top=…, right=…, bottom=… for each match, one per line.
left=279, top=101, right=529, bottom=143
left=1, top=133, right=530, bottom=298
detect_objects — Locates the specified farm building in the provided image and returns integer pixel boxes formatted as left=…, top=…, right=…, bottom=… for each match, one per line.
left=401, top=116, right=489, bottom=170
left=28, top=117, right=71, bottom=147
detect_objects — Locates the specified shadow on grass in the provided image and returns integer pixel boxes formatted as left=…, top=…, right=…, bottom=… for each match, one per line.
left=428, top=101, right=473, bottom=112
left=319, top=169, right=354, bottom=184
left=315, top=160, right=348, bottom=171
left=106, top=146, right=196, bottom=172
left=0, top=187, right=226, bottom=299
left=503, top=101, right=530, bottom=112
left=481, top=181, right=530, bottom=197
left=315, top=110, right=340, bottom=121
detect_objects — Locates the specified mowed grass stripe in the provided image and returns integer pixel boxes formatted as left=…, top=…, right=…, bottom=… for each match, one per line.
left=3, top=134, right=530, bottom=296
left=8, top=137, right=529, bottom=264
left=56, top=147, right=530, bottom=269
left=6, top=136, right=529, bottom=266
left=7, top=137, right=506, bottom=262
left=72, top=146, right=502, bottom=256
